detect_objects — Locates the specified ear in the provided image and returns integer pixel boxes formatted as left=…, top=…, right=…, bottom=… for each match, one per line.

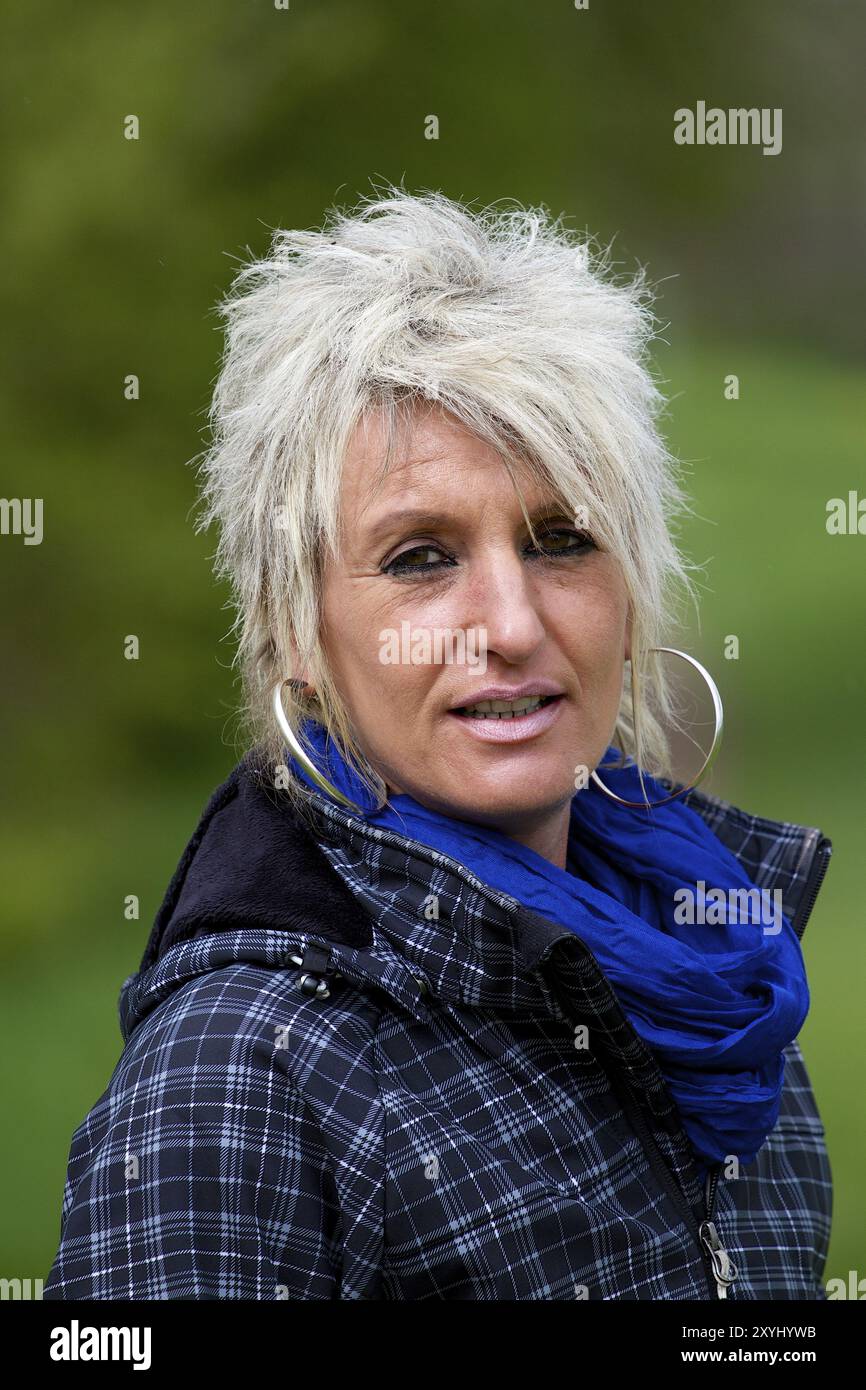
left=285, top=634, right=310, bottom=687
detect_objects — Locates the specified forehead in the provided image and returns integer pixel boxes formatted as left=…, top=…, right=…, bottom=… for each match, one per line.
left=341, top=403, right=557, bottom=522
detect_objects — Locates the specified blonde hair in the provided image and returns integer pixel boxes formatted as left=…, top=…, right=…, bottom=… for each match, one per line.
left=195, top=183, right=700, bottom=813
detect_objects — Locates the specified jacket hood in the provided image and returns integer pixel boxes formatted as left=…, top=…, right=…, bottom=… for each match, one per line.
left=119, top=757, right=381, bottom=1040
left=141, top=756, right=373, bottom=964
left=119, top=754, right=832, bottom=1044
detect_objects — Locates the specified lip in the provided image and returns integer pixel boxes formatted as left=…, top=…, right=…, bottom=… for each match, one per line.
left=447, top=691, right=566, bottom=744
left=448, top=679, right=566, bottom=710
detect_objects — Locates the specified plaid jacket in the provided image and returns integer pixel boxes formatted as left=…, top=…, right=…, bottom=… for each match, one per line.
left=43, top=756, right=833, bottom=1300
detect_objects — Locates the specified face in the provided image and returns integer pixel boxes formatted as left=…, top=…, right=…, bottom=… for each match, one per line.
left=309, top=404, right=631, bottom=868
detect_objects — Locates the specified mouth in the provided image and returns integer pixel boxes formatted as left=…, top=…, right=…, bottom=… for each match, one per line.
left=451, top=694, right=563, bottom=721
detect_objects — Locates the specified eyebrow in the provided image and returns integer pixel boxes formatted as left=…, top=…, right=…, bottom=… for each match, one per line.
left=364, top=503, right=575, bottom=547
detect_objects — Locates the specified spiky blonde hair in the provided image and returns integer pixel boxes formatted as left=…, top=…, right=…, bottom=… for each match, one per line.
left=196, top=183, right=699, bottom=812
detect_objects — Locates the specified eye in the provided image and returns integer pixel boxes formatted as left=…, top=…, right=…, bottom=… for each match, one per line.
left=382, top=544, right=454, bottom=577
left=380, top=528, right=597, bottom=580
left=528, top=528, right=597, bottom=558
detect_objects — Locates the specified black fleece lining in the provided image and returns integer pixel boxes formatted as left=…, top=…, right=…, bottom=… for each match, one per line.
left=139, top=755, right=374, bottom=971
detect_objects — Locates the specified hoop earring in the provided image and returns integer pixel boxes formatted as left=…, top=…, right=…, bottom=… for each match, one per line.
left=590, top=647, right=723, bottom=809
left=272, top=680, right=364, bottom=815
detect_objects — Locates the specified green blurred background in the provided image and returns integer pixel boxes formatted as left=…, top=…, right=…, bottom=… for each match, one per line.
left=1, top=0, right=863, bottom=1288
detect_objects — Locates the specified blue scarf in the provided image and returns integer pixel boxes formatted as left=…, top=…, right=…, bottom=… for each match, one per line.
left=288, top=719, right=809, bottom=1176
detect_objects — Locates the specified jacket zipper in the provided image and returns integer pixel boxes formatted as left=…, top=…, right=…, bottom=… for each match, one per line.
left=615, top=1081, right=733, bottom=1299
left=539, top=940, right=738, bottom=1301
left=699, top=1163, right=738, bottom=1298
left=790, top=836, right=832, bottom=941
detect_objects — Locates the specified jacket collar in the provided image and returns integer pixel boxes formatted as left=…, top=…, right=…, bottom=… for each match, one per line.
left=138, top=755, right=373, bottom=973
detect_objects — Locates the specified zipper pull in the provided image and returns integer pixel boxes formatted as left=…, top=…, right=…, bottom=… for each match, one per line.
left=699, top=1219, right=738, bottom=1298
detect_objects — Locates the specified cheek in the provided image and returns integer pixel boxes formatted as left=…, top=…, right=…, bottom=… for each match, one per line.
left=322, top=582, right=423, bottom=710
left=556, top=581, right=627, bottom=673
left=582, top=644, right=625, bottom=727
left=326, top=619, right=377, bottom=703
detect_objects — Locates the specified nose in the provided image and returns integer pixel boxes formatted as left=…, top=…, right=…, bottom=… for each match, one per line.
left=463, top=546, right=547, bottom=665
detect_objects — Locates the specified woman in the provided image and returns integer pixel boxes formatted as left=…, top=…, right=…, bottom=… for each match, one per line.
left=44, top=188, right=832, bottom=1301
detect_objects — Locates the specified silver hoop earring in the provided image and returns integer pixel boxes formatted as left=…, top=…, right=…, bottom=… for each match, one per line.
left=272, top=680, right=364, bottom=815
left=590, top=647, right=724, bottom=809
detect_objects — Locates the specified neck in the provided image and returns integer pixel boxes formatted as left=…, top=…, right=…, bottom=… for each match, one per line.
left=499, top=803, right=572, bottom=869
left=385, top=785, right=573, bottom=870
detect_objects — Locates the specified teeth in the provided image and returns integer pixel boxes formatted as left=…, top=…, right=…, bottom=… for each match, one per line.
left=460, top=695, right=549, bottom=719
